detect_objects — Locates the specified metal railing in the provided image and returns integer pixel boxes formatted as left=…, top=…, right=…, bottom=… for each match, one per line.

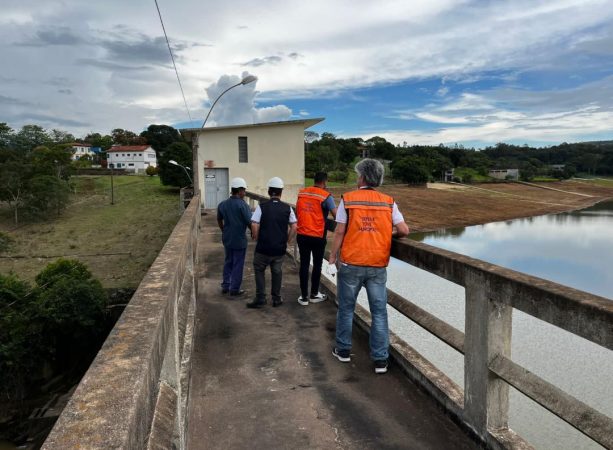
left=246, top=191, right=613, bottom=449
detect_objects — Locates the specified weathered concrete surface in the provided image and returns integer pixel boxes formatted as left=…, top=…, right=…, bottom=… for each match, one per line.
left=187, top=214, right=479, bottom=449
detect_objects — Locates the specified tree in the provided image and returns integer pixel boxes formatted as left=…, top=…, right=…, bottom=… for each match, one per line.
left=1, top=260, right=107, bottom=401
left=391, top=157, right=430, bottom=184
left=366, top=136, right=396, bottom=161
left=158, top=142, right=192, bottom=187
left=49, top=129, right=76, bottom=144
left=0, top=150, right=32, bottom=224
left=0, top=123, right=14, bottom=149
left=84, top=132, right=113, bottom=150
left=30, top=145, right=74, bottom=180
left=12, top=125, right=52, bottom=153
left=112, top=128, right=146, bottom=146
left=140, top=124, right=182, bottom=153
left=25, top=175, right=71, bottom=218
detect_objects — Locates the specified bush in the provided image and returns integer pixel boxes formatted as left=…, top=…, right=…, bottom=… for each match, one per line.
left=145, top=165, right=158, bottom=176
left=1, top=260, right=108, bottom=402
left=328, top=170, right=349, bottom=183
left=0, top=232, right=13, bottom=254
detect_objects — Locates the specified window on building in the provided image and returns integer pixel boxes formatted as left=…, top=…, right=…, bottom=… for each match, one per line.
left=139, top=153, right=142, bottom=156
left=238, top=136, right=248, bottom=163
left=122, top=154, right=125, bottom=157
left=128, top=163, right=134, bottom=167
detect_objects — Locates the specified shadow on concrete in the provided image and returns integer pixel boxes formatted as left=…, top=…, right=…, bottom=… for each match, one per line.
left=188, top=214, right=479, bottom=449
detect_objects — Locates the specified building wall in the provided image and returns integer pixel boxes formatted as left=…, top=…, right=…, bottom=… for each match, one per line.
left=197, top=122, right=305, bottom=206
left=108, top=149, right=157, bottom=172
left=72, top=146, right=93, bottom=161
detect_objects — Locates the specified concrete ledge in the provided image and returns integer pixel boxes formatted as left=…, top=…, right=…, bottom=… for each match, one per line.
left=43, top=196, right=200, bottom=450
left=147, top=382, right=178, bottom=450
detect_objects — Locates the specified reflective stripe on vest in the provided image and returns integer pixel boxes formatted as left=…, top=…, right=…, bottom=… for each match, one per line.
left=296, top=186, right=329, bottom=238
left=340, top=189, right=394, bottom=267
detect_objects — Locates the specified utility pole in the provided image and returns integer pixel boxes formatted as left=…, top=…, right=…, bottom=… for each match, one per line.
left=110, top=163, right=115, bottom=205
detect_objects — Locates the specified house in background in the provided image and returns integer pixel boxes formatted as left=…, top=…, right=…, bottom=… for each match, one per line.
left=181, top=118, right=324, bottom=208
left=488, top=169, right=519, bottom=180
left=107, top=145, right=157, bottom=173
left=69, top=143, right=94, bottom=161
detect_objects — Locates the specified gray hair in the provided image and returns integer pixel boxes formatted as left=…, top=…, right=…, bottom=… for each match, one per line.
left=355, top=158, right=384, bottom=187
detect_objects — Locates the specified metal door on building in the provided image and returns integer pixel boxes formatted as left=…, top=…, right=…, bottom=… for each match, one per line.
left=204, top=168, right=229, bottom=209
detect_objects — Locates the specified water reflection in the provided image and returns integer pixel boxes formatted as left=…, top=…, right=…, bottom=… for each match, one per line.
left=386, top=200, right=613, bottom=449
left=410, top=200, right=613, bottom=299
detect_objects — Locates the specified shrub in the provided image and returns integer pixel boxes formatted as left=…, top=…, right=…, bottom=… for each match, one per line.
left=0, top=232, right=13, bottom=254
left=146, top=165, right=158, bottom=176
left=328, top=170, right=349, bottom=183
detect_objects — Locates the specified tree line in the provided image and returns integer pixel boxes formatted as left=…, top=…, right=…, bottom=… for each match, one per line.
left=305, top=132, right=613, bottom=183
left=0, top=123, right=193, bottom=225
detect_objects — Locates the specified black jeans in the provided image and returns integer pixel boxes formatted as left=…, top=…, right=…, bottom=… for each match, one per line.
left=297, top=234, right=326, bottom=299
left=253, top=251, right=284, bottom=303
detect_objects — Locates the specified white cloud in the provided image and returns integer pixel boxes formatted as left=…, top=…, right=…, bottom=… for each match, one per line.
left=0, top=0, right=613, bottom=139
left=203, top=73, right=291, bottom=127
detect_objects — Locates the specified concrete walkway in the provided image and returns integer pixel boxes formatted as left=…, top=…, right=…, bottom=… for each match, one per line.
left=187, top=213, right=479, bottom=450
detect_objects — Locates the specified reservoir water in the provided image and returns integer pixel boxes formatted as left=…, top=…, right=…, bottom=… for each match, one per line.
left=323, top=200, right=613, bottom=449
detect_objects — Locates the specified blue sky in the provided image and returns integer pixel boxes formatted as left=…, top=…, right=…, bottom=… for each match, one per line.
left=2, top=0, right=613, bottom=148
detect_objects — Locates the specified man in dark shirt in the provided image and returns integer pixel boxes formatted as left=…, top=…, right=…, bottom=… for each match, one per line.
left=247, top=177, right=297, bottom=308
left=217, top=177, right=252, bottom=296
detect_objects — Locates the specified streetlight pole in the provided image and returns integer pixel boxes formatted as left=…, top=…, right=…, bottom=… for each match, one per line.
left=168, top=160, right=193, bottom=185
left=193, top=74, right=258, bottom=201
left=201, top=75, right=258, bottom=129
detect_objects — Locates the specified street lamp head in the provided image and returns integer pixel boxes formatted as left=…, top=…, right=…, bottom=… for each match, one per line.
left=241, top=75, right=257, bottom=85
left=168, top=160, right=179, bottom=166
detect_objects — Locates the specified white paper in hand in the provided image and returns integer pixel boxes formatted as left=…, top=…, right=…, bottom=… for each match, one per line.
left=326, top=264, right=337, bottom=277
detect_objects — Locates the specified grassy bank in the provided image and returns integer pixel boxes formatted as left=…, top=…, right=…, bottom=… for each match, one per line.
left=0, top=175, right=181, bottom=288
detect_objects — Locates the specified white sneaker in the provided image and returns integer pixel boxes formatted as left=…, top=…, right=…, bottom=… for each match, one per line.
left=309, top=292, right=327, bottom=303
left=297, top=296, right=309, bottom=306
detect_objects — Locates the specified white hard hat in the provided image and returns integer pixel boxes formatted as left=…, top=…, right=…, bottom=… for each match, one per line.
left=230, top=177, right=247, bottom=189
left=267, top=177, right=284, bottom=189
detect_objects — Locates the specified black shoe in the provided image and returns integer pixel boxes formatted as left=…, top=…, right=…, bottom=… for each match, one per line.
left=246, top=299, right=266, bottom=309
left=374, top=359, right=388, bottom=374
left=229, top=289, right=245, bottom=296
left=332, top=347, right=351, bottom=363
left=221, top=288, right=229, bottom=294
left=272, top=298, right=283, bottom=307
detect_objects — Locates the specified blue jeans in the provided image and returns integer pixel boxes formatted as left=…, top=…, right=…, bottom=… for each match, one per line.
left=335, top=263, right=389, bottom=361
left=222, top=247, right=247, bottom=292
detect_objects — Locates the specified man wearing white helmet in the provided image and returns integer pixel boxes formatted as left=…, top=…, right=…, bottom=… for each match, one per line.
left=247, top=176, right=297, bottom=308
left=217, top=177, right=252, bottom=296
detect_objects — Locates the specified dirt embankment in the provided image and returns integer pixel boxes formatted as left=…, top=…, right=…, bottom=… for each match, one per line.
left=328, top=180, right=613, bottom=232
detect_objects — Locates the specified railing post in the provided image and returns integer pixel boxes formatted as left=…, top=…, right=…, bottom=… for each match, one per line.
left=464, top=272, right=512, bottom=436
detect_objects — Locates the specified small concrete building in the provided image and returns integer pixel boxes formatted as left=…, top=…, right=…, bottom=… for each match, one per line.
left=107, top=145, right=157, bottom=173
left=181, top=118, right=323, bottom=208
left=489, top=169, right=519, bottom=180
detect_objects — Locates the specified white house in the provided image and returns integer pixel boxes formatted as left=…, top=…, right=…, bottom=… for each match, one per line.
left=181, top=118, right=324, bottom=208
left=489, top=169, right=519, bottom=180
left=107, top=145, right=157, bottom=173
left=70, top=143, right=94, bottom=161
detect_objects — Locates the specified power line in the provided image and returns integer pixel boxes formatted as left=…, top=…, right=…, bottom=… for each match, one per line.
left=154, top=0, right=193, bottom=122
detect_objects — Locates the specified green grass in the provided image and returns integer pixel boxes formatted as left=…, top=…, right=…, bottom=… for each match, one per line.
left=305, top=171, right=357, bottom=187
left=532, top=176, right=560, bottom=182
left=0, top=175, right=181, bottom=288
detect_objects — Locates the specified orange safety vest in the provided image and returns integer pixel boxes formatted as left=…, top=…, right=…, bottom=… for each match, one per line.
left=296, top=186, right=330, bottom=238
left=340, top=189, right=394, bottom=267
